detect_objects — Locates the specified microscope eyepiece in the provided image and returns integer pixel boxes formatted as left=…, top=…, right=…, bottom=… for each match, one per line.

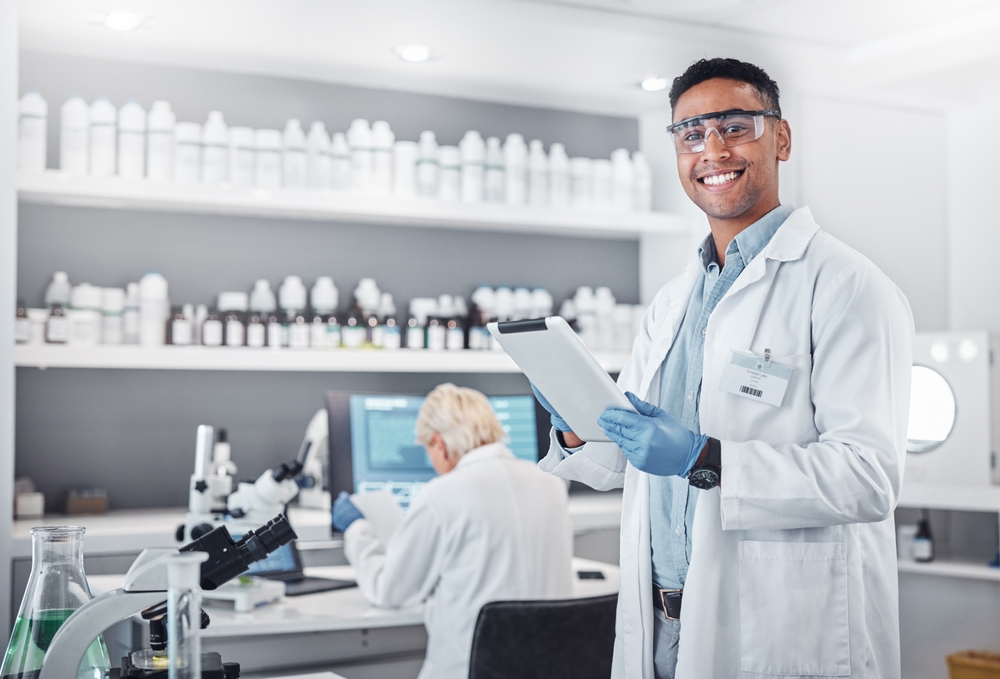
left=179, top=514, right=298, bottom=590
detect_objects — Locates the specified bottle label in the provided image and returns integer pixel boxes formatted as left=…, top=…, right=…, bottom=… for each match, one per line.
left=46, top=317, right=70, bottom=343
left=288, top=323, right=310, bottom=349
left=342, top=326, right=366, bottom=349
left=446, top=327, right=465, bottom=351
left=427, top=325, right=446, bottom=351
left=171, top=319, right=192, bottom=346
left=310, top=323, right=329, bottom=349
left=247, top=323, right=266, bottom=348
left=406, top=326, right=425, bottom=349
left=383, top=326, right=402, bottom=350
left=226, top=320, right=245, bottom=347
left=912, top=538, right=933, bottom=560
left=15, top=318, right=31, bottom=343
left=202, top=320, right=224, bottom=346
left=327, top=324, right=342, bottom=348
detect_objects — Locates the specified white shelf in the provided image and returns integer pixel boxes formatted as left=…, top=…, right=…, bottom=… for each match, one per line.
left=897, top=559, right=1000, bottom=581
left=897, top=482, right=1000, bottom=512
left=17, top=171, right=688, bottom=240
left=14, top=344, right=631, bottom=374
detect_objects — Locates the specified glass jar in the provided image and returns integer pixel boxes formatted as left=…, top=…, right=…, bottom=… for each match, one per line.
left=1, top=526, right=110, bottom=679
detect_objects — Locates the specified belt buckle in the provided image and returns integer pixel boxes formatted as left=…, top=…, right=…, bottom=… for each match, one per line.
left=656, top=587, right=682, bottom=621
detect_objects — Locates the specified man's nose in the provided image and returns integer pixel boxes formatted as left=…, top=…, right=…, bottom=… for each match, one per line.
left=701, top=128, right=730, bottom=160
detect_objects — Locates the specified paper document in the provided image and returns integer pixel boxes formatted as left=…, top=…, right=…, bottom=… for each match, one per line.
left=350, top=490, right=404, bottom=546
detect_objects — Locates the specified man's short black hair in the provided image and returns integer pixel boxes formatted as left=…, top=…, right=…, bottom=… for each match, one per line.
left=669, top=58, right=780, bottom=118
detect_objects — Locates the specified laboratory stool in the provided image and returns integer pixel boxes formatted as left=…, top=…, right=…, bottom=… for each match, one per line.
left=467, top=593, right=618, bottom=679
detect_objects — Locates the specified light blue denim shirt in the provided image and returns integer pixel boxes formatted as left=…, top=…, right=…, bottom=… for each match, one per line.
left=649, top=204, right=794, bottom=590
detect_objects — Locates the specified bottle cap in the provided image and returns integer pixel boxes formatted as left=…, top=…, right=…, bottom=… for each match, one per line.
left=308, top=121, right=330, bottom=147
left=372, top=121, right=395, bottom=149
left=89, top=97, right=117, bottom=124
left=249, top=279, right=277, bottom=314
left=148, top=101, right=176, bottom=131
left=70, top=283, right=102, bottom=310
left=117, top=100, right=146, bottom=132
left=203, top=111, right=229, bottom=144
left=61, top=97, right=90, bottom=126
left=347, top=119, right=372, bottom=149
left=494, top=286, right=514, bottom=317
left=439, top=146, right=460, bottom=168
left=255, top=129, right=282, bottom=151
left=311, top=276, right=339, bottom=314
left=229, top=126, right=254, bottom=147
left=175, top=122, right=202, bottom=143
left=460, top=131, right=485, bottom=162
left=378, top=292, right=396, bottom=317
left=354, top=278, right=381, bottom=312
left=279, top=275, right=307, bottom=311
left=19, top=92, right=47, bottom=117
left=418, top=131, right=438, bottom=159
left=102, top=287, right=126, bottom=313
left=283, top=119, right=306, bottom=149
left=549, top=143, right=569, bottom=169
left=331, top=132, right=349, bottom=156
left=218, top=291, right=249, bottom=313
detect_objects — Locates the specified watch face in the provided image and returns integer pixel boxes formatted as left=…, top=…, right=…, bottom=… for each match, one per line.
left=688, top=468, right=720, bottom=490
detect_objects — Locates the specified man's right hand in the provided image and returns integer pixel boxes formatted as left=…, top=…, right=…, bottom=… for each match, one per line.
left=530, top=383, right=585, bottom=448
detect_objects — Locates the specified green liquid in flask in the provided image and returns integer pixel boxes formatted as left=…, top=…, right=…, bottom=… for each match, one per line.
left=1, top=609, right=109, bottom=679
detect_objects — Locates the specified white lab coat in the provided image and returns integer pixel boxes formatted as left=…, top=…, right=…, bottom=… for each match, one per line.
left=541, top=207, right=913, bottom=678
left=344, top=442, right=574, bottom=679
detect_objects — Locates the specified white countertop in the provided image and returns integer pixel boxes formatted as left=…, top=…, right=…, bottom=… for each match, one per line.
left=10, top=492, right=623, bottom=559
left=89, top=558, right=621, bottom=638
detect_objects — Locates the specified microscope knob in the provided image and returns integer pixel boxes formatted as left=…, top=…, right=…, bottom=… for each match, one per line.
left=175, top=524, right=186, bottom=542
left=191, top=523, right=215, bottom=540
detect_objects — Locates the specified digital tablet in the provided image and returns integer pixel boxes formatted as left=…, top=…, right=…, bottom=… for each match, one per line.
left=488, top=316, right=635, bottom=442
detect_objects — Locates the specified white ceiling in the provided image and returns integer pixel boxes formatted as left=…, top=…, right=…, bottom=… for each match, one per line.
left=17, top=0, right=1000, bottom=116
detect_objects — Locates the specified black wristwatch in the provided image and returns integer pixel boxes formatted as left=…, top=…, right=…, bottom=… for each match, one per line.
left=688, top=437, right=721, bottom=489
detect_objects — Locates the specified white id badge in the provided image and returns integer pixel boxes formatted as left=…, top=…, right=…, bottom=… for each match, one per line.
left=720, top=349, right=794, bottom=407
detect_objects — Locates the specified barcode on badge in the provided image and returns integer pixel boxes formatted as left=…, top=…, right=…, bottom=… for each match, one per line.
left=739, top=385, right=763, bottom=398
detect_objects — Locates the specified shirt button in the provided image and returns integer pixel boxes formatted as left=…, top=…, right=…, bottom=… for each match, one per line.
left=675, top=526, right=683, bottom=535
left=700, top=327, right=707, bottom=337
left=687, top=393, right=694, bottom=402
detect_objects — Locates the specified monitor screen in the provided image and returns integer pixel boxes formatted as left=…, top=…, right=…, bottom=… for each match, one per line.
left=348, top=393, right=538, bottom=507
left=233, top=539, right=299, bottom=577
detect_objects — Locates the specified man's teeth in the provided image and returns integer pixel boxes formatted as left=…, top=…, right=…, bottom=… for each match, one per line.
left=702, top=171, right=740, bottom=186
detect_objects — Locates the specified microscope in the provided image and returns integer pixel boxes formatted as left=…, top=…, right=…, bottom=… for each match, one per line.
left=179, top=415, right=330, bottom=542
left=38, top=515, right=296, bottom=679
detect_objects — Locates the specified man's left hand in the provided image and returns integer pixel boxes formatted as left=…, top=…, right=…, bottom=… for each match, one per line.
left=598, top=392, right=708, bottom=477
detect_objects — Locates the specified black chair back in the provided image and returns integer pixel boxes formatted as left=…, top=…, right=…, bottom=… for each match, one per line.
left=468, top=594, right=618, bottom=679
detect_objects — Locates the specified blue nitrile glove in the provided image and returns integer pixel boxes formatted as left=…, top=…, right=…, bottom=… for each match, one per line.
left=530, top=382, right=571, bottom=433
left=597, top=392, right=708, bottom=477
left=332, top=491, right=365, bottom=533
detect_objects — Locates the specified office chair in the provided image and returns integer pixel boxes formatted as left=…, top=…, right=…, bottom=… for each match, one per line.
left=467, top=594, right=618, bottom=679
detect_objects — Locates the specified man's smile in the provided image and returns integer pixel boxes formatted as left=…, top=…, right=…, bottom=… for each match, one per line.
left=695, top=167, right=746, bottom=190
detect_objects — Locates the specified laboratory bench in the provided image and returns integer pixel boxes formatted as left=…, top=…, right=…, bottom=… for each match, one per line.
left=90, top=558, right=621, bottom=679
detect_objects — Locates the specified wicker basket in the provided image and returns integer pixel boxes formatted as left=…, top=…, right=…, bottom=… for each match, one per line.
left=947, top=651, right=1000, bottom=679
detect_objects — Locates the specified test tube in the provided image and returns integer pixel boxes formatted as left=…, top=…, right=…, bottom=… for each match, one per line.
left=167, top=552, right=208, bottom=679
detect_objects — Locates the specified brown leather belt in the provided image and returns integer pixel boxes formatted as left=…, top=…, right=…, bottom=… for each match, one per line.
left=653, top=586, right=683, bottom=621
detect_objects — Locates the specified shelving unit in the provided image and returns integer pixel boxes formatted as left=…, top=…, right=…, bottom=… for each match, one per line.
left=17, top=171, right=688, bottom=240
left=897, top=559, right=1000, bottom=582
left=14, top=344, right=631, bottom=373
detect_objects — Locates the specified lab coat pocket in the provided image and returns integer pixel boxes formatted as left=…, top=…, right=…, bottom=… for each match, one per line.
left=738, top=540, right=850, bottom=676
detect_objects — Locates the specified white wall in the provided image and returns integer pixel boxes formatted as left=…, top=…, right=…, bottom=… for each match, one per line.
left=948, top=100, right=1000, bottom=331
left=0, top=0, right=17, bottom=644
left=798, top=96, right=948, bottom=331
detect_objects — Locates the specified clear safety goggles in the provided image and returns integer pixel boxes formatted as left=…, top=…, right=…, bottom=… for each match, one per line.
left=666, top=109, right=779, bottom=155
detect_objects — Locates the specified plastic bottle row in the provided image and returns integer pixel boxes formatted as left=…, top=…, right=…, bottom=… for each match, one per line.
left=18, top=92, right=654, bottom=212
left=16, top=272, right=645, bottom=354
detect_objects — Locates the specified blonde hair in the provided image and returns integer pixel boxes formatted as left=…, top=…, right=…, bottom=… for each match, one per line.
left=416, top=383, right=507, bottom=462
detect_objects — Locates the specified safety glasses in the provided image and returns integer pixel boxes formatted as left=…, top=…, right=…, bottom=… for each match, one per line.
left=666, top=109, right=779, bottom=155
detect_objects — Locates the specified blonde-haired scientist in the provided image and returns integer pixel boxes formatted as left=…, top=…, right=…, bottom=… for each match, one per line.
left=333, top=383, right=574, bottom=679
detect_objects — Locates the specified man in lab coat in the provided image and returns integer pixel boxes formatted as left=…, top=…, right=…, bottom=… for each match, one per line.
left=333, top=383, right=573, bottom=679
left=536, top=58, right=913, bottom=678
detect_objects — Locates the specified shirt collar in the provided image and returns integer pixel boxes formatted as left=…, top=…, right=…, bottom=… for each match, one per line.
left=697, top=204, right=795, bottom=272
left=454, top=441, right=512, bottom=470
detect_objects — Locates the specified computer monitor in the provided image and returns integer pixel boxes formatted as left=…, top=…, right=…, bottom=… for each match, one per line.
left=327, top=391, right=541, bottom=509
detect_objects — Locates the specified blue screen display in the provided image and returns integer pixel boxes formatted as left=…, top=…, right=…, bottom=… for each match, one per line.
left=239, top=541, right=297, bottom=576
left=349, top=394, right=537, bottom=506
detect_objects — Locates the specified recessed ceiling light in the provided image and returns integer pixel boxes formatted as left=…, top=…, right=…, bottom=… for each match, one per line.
left=101, top=12, right=147, bottom=32
left=639, top=77, right=669, bottom=92
left=393, top=45, right=437, bottom=63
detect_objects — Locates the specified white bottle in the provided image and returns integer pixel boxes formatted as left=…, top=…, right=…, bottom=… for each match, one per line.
left=139, top=271, right=170, bottom=346
left=249, top=279, right=276, bottom=349
left=416, top=131, right=439, bottom=198
left=279, top=275, right=309, bottom=349
left=59, top=96, right=90, bottom=175
left=282, top=119, right=308, bottom=188
left=611, top=148, right=634, bottom=211
left=255, top=129, right=282, bottom=189
left=485, top=137, right=505, bottom=203
left=460, top=130, right=485, bottom=204
left=218, top=292, right=248, bottom=347
left=229, top=127, right=255, bottom=187
left=528, top=139, right=549, bottom=207
left=310, top=277, right=339, bottom=349
left=371, top=121, right=395, bottom=195
left=117, top=100, right=146, bottom=179
left=549, top=143, right=570, bottom=209
left=172, top=304, right=194, bottom=346
left=592, top=158, right=613, bottom=211
left=44, top=271, right=71, bottom=309
left=570, top=157, right=593, bottom=210
left=89, top=97, right=117, bottom=176
left=595, top=286, right=616, bottom=351
left=101, top=287, right=125, bottom=345
left=633, top=150, right=653, bottom=212
left=18, top=92, right=47, bottom=172
left=307, top=121, right=331, bottom=190
left=393, top=141, right=418, bottom=198
left=147, top=101, right=176, bottom=181
left=347, top=119, right=373, bottom=193
left=503, top=133, right=527, bottom=206
left=202, top=111, right=229, bottom=185
left=194, top=304, right=208, bottom=346
left=330, top=132, right=350, bottom=192
left=378, top=292, right=401, bottom=350
left=123, top=282, right=140, bottom=344
left=174, top=122, right=202, bottom=184
left=513, top=287, right=533, bottom=321
left=438, top=146, right=460, bottom=202
left=69, top=283, right=102, bottom=346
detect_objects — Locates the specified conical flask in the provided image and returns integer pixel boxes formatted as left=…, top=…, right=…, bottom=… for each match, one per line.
left=1, top=526, right=111, bottom=679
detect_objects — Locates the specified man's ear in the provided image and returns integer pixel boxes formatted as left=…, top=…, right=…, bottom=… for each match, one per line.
left=776, top=119, right=791, bottom=162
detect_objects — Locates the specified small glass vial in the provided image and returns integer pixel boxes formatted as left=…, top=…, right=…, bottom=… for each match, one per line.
left=326, top=315, right=342, bottom=348
left=246, top=313, right=266, bottom=348
left=445, top=317, right=465, bottom=351
left=341, top=313, right=366, bottom=349
left=310, top=313, right=330, bottom=349
left=287, top=312, right=310, bottom=349
left=367, top=314, right=382, bottom=348
left=224, top=309, right=245, bottom=347
left=170, top=307, right=193, bottom=346
left=267, top=313, right=285, bottom=349
left=202, top=311, right=224, bottom=347
left=382, top=317, right=401, bottom=350
left=406, top=316, right=425, bottom=350
left=45, top=305, right=70, bottom=344
left=426, top=317, right=446, bottom=351
left=15, top=303, right=30, bottom=344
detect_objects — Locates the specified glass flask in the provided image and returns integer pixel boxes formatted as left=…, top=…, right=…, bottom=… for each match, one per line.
left=1, top=526, right=110, bottom=679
